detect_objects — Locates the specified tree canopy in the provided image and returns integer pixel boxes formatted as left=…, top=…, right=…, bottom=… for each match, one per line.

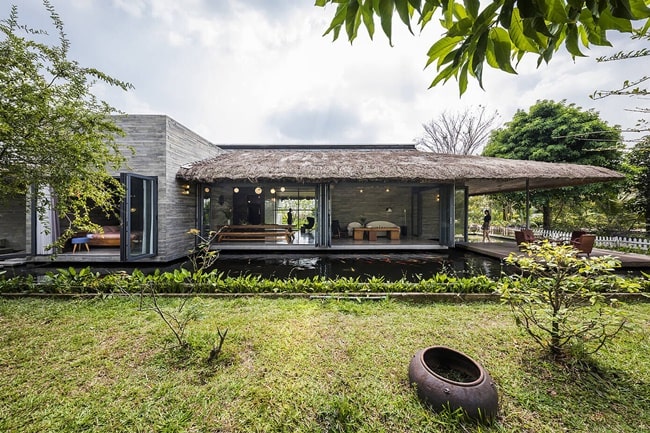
left=0, top=1, right=132, bottom=238
left=483, top=100, right=623, bottom=166
left=315, top=0, right=650, bottom=94
left=482, top=99, right=624, bottom=229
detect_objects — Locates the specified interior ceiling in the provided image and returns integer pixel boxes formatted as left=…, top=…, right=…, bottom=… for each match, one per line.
left=465, top=177, right=610, bottom=195
left=263, top=186, right=315, bottom=199
left=220, top=179, right=613, bottom=197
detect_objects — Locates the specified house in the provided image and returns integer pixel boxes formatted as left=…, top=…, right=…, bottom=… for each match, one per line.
left=177, top=144, right=624, bottom=252
left=0, top=115, right=625, bottom=263
left=2, top=115, right=220, bottom=263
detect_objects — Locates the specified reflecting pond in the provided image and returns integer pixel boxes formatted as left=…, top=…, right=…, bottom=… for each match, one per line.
left=7, top=247, right=646, bottom=282
left=208, top=251, right=505, bottom=282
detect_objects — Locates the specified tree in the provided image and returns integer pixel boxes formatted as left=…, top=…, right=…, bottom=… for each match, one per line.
left=414, top=105, right=500, bottom=154
left=626, top=139, right=650, bottom=232
left=0, top=1, right=132, bottom=241
left=315, top=0, right=650, bottom=94
left=499, top=241, right=634, bottom=358
left=482, top=100, right=624, bottom=229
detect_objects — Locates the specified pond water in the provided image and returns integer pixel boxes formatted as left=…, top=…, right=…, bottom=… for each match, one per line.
left=2, top=250, right=503, bottom=281
left=8, top=248, right=644, bottom=281
left=208, top=251, right=506, bottom=282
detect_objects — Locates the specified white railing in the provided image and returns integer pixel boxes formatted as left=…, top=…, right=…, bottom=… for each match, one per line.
left=581, top=235, right=650, bottom=251
left=490, top=227, right=649, bottom=251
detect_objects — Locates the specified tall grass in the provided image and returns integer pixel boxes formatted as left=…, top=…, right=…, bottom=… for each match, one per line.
left=0, top=297, right=648, bottom=432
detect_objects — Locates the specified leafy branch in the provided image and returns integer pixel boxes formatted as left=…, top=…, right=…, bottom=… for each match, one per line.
left=591, top=76, right=650, bottom=99
left=498, top=241, right=638, bottom=358
left=316, top=0, right=650, bottom=94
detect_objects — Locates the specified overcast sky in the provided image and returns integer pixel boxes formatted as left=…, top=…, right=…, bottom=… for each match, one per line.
left=10, top=0, right=649, bottom=147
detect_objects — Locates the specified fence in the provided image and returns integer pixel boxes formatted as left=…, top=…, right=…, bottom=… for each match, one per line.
left=489, top=226, right=650, bottom=252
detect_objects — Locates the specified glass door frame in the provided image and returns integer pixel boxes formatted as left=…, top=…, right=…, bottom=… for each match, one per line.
left=120, top=173, right=158, bottom=261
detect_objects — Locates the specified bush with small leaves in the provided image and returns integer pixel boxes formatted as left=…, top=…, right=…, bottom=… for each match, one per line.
left=498, top=241, right=639, bottom=357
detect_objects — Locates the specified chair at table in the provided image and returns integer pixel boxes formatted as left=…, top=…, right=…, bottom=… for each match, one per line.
left=331, top=220, right=342, bottom=238
left=301, top=217, right=315, bottom=233
left=570, top=230, right=586, bottom=244
left=514, top=229, right=535, bottom=246
left=347, top=222, right=362, bottom=237
left=572, top=234, right=595, bottom=257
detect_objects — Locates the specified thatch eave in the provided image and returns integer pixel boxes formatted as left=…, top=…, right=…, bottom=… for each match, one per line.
left=176, top=149, right=624, bottom=195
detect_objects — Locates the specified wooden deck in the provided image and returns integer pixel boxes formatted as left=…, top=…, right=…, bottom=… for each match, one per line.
left=214, top=234, right=447, bottom=252
left=6, top=235, right=649, bottom=270
left=457, top=240, right=650, bottom=270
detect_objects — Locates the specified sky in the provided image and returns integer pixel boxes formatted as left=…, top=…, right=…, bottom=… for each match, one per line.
left=9, top=0, right=649, bottom=147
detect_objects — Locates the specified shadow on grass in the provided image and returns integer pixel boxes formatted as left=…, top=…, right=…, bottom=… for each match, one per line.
left=516, top=348, right=649, bottom=429
left=150, top=335, right=237, bottom=385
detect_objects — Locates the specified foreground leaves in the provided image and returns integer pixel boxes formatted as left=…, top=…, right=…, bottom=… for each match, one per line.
left=316, top=0, right=650, bottom=94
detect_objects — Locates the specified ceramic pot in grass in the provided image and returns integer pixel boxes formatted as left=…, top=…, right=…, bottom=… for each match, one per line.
left=408, top=346, right=498, bottom=422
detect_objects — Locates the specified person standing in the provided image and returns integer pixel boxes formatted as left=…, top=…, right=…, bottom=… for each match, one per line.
left=287, top=208, right=293, bottom=226
left=482, top=209, right=492, bottom=242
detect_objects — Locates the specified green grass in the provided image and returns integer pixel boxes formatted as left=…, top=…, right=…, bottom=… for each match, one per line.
left=1, top=297, right=648, bottom=432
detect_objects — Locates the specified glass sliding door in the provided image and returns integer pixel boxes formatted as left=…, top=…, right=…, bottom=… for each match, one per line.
left=438, top=185, right=455, bottom=246
left=120, top=173, right=158, bottom=261
left=315, top=183, right=330, bottom=247
left=455, top=186, right=468, bottom=242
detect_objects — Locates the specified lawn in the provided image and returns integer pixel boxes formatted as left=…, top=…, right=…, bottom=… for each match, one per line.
left=0, top=297, right=648, bottom=432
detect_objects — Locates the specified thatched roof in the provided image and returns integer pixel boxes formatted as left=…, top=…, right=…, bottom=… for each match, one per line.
left=176, top=148, right=624, bottom=195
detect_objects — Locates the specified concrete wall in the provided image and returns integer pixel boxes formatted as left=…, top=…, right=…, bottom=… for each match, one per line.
left=420, top=188, right=441, bottom=239
left=163, top=116, right=221, bottom=260
left=331, top=183, right=440, bottom=237
left=113, top=115, right=221, bottom=262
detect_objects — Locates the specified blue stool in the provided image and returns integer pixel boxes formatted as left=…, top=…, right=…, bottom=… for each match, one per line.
left=71, top=237, right=90, bottom=253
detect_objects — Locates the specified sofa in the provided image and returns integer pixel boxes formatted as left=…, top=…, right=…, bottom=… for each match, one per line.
left=87, top=225, right=122, bottom=247
left=347, top=222, right=362, bottom=237
left=365, top=220, right=399, bottom=238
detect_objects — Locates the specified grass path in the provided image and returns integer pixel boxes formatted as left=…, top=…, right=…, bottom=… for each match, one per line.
left=1, top=297, right=648, bottom=432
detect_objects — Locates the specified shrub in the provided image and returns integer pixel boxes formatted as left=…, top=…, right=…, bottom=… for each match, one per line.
left=42, top=267, right=101, bottom=293
left=498, top=241, right=638, bottom=357
left=0, top=272, right=36, bottom=293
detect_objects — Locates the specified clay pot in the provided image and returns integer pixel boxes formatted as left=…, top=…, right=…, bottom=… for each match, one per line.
left=408, top=346, right=498, bottom=422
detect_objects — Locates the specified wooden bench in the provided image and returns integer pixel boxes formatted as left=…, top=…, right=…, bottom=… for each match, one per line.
left=217, top=231, right=292, bottom=243
left=353, top=227, right=400, bottom=241
left=216, top=225, right=293, bottom=243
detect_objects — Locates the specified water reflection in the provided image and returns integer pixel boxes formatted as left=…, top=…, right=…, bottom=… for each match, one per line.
left=209, top=251, right=505, bottom=282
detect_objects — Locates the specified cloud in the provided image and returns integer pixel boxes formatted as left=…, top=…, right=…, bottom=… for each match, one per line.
left=11, top=0, right=648, bottom=147
left=267, top=103, right=366, bottom=144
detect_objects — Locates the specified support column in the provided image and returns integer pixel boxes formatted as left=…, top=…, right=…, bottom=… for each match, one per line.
left=315, top=183, right=330, bottom=247
left=525, top=179, right=530, bottom=229
left=438, top=184, right=455, bottom=247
